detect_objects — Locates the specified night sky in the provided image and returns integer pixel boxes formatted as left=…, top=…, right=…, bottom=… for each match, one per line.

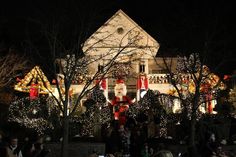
left=1, top=0, right=236, bottom=76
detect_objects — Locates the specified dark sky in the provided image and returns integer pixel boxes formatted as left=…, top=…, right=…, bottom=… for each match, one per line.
left=1, top=0, right=236, bottom=76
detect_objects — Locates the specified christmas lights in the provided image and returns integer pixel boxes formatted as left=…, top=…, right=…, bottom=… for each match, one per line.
left=8, top=96, right=54, bottom=135
left=14, top=66, right=52, bottom=94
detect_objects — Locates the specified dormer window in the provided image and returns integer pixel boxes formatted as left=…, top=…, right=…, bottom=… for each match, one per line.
left=98, top=64, right=104, bottom=72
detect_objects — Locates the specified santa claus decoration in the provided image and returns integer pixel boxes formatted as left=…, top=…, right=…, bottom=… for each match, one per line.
left=110, top=79, right=134, bottom=126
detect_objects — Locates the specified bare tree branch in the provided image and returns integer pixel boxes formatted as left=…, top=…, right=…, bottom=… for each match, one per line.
left=0, top=49, right=30, bottom=89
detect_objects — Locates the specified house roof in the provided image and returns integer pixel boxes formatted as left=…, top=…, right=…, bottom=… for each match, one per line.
left=83, top=9, right=160, bottom=61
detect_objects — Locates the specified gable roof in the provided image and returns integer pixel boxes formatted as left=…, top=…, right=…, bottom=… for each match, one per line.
left=83, top=9, right=160, bottom=60
left=14, top=66, right=52, bottom=94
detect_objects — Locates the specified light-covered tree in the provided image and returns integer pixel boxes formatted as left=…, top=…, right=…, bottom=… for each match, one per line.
left=153, top=53, right=225, bottom=156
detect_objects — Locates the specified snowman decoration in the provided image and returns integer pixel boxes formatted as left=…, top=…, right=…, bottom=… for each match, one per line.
left=110, top=79, right=135, bottom=126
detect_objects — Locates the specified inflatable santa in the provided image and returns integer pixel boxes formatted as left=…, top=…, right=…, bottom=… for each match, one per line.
left=110, top=79, right=134, bottom=126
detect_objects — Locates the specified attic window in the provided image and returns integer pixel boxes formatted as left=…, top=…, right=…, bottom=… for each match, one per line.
left=117, top=27, right=124, bottom=34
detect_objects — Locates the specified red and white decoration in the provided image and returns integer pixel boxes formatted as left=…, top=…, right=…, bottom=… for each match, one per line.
left=137, top=74, right=148, bottom=100
left=95, top=79, right=107, bottom=90
left=95, top=78, right=108, bottom=99
left=110, top=79, right=134, bottom=126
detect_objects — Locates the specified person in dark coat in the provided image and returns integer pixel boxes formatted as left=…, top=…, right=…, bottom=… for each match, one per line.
left=29, top=137, right=50, bottom=157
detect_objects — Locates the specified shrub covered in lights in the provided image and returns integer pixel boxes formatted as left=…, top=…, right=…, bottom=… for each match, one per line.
left=70, top=85, right=111, bottom=137
left=8, top=96, right=58, bottom=135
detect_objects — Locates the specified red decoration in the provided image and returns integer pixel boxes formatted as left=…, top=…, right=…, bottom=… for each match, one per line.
left=30, top=83, right=39, bottom=100
left=52, top=79, right=56, bottom=84
left=207, top=94, right=213, bottom=113
left=95, top=79, right=107, bottom=90
left=223, top=75, right=231, bottom=80
left=109, top=79, right=135, bottom=126
left=16, top=77, right=21, bottom=82
left=137, top=75, right=148, bottom=90
left=116, top=79, right=124, bottom=84
left=201, top=83, right=211, bottom=93
left=111, top=96, right=133, bottom=125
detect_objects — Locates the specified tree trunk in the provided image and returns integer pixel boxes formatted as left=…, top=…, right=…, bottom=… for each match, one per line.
left=189, top=113, right=198, bottom=157
left=61, top=115, right=69, bottom=157
left=189, top=91, right=200, bottom=157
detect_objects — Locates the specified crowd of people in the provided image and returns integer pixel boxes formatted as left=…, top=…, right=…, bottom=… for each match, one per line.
left=0, top=131, right=50, bottom=157
left=101, top=119, right=174, bottom=157
left=100, top=116, right=236, bottom=157
left=1, top=122, right=235, bottom=157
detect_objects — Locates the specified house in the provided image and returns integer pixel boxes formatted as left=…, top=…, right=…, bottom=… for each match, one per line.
left=82, top=9, right=175, bottom=100
left=15, top=10, right=222, bottom=114
left=80, top=9, right=224, bottom=114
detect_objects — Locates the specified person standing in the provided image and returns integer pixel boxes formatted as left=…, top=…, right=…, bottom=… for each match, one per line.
left=0, top=131, right=7, bottom=157
left=6, top=136, right=23, bottom=157
left=140, top=142, right=150, bottom=157
left=29, top=137, right=50, bottom=157
left=0, top=131, right=5, bottom=147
